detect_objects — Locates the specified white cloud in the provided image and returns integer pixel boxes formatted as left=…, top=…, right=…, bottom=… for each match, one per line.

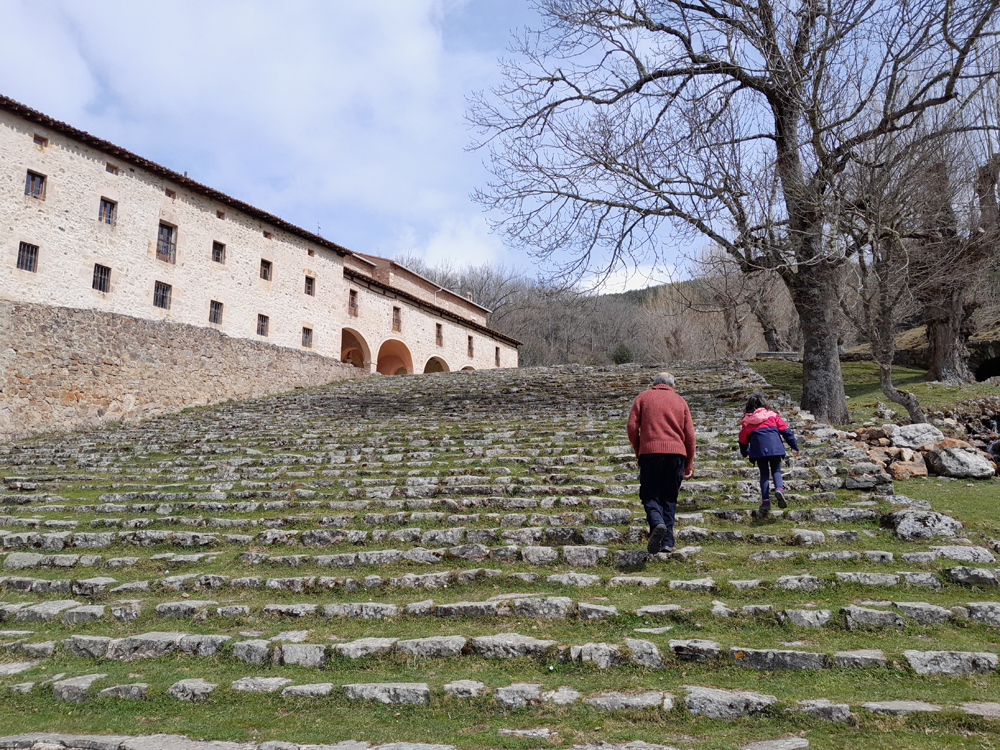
left=587, top=263, right=678, bottom=294
left=394, top=214, right=505, bottom=268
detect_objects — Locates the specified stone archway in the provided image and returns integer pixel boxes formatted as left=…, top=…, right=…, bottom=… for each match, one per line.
left=376, top=339, right=413, bottom=375
left=461, top=366, right=475, bottom=371
left=423, top=356, right=450, bottom=373
left=341, top=328, right=371, bottom=370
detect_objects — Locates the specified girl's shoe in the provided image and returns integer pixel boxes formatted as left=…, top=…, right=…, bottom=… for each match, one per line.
left=774, top=489, right=787, bottom=508
left=755, top=502, right=771, bottom=518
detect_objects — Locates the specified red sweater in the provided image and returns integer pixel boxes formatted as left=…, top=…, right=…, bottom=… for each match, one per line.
left=627, top=384, right=696, bottom=470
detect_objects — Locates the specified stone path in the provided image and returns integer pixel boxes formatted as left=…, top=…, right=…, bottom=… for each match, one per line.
left=1, top=361, right=998, bottom=748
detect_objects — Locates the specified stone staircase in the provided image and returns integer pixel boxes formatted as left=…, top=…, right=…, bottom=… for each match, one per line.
left=1, top=361, right=998, bottom=749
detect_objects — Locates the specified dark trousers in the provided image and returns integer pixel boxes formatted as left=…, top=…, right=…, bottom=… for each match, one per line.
left=757, top=455, right=783, bottom=501
left=638, top=453, right=685, bottom=549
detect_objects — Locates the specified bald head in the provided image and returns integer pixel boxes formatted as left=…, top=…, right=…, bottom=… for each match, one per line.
left=653, top=372, right=675, bottom=386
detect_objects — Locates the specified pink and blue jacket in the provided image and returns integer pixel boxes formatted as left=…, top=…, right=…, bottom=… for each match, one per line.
left=738, top=409, right=798, bottom=460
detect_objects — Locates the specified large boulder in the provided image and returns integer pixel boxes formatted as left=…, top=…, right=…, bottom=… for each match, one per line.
left=884, top=510, right=964, bottom=541
left=891, top=423, right=945, bottom=449
left=924, top=439, right=996, bottom=479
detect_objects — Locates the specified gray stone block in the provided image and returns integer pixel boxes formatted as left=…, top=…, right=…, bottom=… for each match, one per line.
left=731, top=647, right=827, bottom=670
left=53, top=673, right=107, bottom=702
left=684, top=685, right=777, bottom=719
left=903, top=649, right=999, bottom=675
left=494, top=682, right=542, bottom=708
left=343, top=682, right=430, bottom=704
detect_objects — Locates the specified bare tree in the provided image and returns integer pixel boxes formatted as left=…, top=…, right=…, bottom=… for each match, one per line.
left=471, top=0, right=999, bottom=423
left=910, top=155, right=1000, bottom=382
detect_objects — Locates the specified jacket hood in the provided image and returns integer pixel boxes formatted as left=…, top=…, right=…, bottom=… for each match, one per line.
left=741, top=408, right=778, bottom=426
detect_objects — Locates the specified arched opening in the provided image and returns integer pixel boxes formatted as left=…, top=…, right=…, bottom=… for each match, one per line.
left=376, top=339, right=413, bottom=375
left=976, top=357, right=1000, bottom=381
left=423, top=356, right=450, bottom=373
left=341, top=328, right=371, bottom=370
left=461, top=366, right=475, bottom=371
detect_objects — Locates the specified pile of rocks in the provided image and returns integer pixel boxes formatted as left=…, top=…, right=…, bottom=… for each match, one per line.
left=852, top=422, right=997, bottom=479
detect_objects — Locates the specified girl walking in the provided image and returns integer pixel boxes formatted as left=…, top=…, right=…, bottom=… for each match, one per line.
left=738, top=394, right=799, bottom=517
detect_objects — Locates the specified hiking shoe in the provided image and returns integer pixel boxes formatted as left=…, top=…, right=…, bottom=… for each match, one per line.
left=755, top=503, right=771, bottom=518
left=647, top=523, right=668, bottom=554
left=774, top=489, right=787, bottom=508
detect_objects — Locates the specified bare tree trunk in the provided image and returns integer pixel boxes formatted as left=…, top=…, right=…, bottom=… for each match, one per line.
left=787, top=264, right=850, bottom=424
left=924, top=297, right=976, bottom=383
left=877, top=363, right=926, bottom=422
left=745, top=292, right=791, bottom=351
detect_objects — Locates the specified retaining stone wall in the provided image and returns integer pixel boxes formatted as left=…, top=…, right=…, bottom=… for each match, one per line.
left=0, top=299, right=362, bottom=441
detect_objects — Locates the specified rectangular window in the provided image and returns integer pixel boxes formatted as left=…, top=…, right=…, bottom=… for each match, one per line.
left=392, top=306, right=401, bottom=332
left=257, top=314, right=269, bottom=337
left=153, top=281, right=172, bottom=310
left=212, top=241, right=226, bottom=263
left=24, top=171, right=45, bottom=199
left=92, top=264, right=111, bottom=293
left=304, top=275, right=315, bottom=296
left=209, top=300, right=223, bottom=324
left=495, top=346, right=501, bottom=367
left=165, top=188, right=176, bottom=199
left=260, top=259, right=272, bottom=280
left=156, top=223, right=176, bottom=263
left=106, top=163, right=119, bottom=175
left=98, top=198, right=116, bottom=225
left=435, top=323, right=443, bottom=346
left=216, top=210, right=225, bottom=219
left=348, top=289, right=359, bottom=317
left=307, top=248, right=315, bottom=256
left=16, top=242, right=38, bottom=272
left=263, top=231, right=273, bottom=239
left=33, top=134, right=47, bottom=148
left=468, top=335, right=474, bottom=358
left=302, top=327, right=313, bottom=348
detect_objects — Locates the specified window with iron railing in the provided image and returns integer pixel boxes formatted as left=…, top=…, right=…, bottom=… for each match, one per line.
left=153, top=281, right=172, bottom=310
left=392, top=306, right=401, bottom=332
left=17, top=242, right=38, bottom=273
left=209, top=300, right=223, bottom=324
left=302, top=327, right=313, bottom=348
left=156, top=223, right=176, bottom=263
left=92, top=264, right=111, bottom=293
left=24, top=171, right=45, bottom=199
left=257, top=314, right=269, bottom=337
left=98, top=198, right=116, bottom=225
left=348, top=289, right=359, bottom=317
left=435, top=323, right=443, bottom=346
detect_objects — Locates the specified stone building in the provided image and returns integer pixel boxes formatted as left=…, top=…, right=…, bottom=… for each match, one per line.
left=0, top=94, right=519, bottom=439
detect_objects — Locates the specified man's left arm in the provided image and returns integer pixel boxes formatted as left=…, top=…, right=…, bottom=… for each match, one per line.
left=683, top=403, right=696, bottom=478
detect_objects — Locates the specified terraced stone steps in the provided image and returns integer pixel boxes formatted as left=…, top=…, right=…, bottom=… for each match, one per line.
left=1, top=362, right=998, bottom=747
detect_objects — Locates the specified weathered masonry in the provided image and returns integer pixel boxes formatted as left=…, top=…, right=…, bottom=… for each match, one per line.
left=0, top=94, right=519, bottom=439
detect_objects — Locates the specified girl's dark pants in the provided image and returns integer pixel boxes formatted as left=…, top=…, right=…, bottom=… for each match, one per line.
left=757, top=455, right=783, bottom=501
left=638, top=453, right=685, bottom=549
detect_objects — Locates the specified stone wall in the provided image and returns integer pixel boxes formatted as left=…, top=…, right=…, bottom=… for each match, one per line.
left=0, top=300, right=362, bottom=441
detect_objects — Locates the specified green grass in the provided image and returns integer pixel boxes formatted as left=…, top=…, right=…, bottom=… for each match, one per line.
left=748, top=360, right=1000, bottom=426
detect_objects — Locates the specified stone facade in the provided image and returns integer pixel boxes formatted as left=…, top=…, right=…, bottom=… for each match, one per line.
left=0, top=95, right=519, bottom=437
left=0, top=299, right=360, bottom=440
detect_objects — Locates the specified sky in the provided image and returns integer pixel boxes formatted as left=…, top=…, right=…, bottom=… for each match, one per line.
left=0, top=0, right=671, bottom=293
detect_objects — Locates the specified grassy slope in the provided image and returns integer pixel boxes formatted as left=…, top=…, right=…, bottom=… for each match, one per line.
left=748, top=360, right=1000, bottom=426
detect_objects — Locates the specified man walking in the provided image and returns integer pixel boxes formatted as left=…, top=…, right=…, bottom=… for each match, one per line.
left=627, top=372, right=696, bottom=554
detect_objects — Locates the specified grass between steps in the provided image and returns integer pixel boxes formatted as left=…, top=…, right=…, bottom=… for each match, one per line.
left=2, top=654, right=999, bottom=748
